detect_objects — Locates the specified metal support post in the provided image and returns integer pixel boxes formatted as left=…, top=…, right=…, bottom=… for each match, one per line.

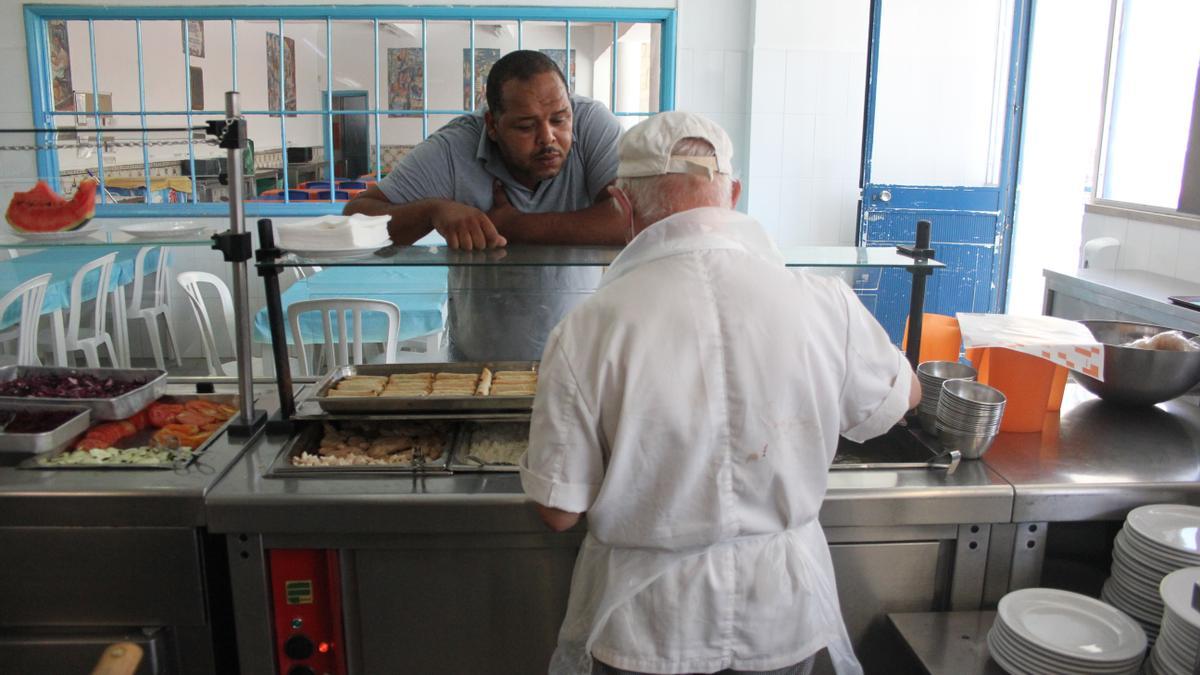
left=209, top=91, right=265, bottom=436
left=256, top=219, right=295, bottom=422
left=897, top=219, right=936, bottom=369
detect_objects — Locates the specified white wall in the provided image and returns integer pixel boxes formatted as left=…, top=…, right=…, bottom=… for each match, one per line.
left=1005, top=0, right=1110, bottom=316
left=744, top=0, right=868, bottom=245
left=1080, top=212, right=1200, bottom=285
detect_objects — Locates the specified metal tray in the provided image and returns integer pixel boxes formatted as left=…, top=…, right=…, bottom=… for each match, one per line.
left=266, top=419, right=458, bottom=476
left=0, top=366, right=168, bottom=421
left=308, top=361, right=537, bottom=414
left=449, top=420, right=530, bottom=473
left=18, top=394, right=239, bottom=471
left=0, top=402, right=91, bottom=454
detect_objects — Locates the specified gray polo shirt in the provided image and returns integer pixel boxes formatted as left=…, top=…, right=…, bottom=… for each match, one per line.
left=377, top=95, right=621, bottom=361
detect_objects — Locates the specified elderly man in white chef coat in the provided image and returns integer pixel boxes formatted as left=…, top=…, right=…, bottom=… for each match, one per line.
left=520, top=111, right=921, bottom=675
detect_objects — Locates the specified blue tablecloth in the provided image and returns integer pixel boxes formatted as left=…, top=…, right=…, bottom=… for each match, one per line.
left=252, top=267, right=448, bottom=345
left=0, top=247, right=159, bottom=331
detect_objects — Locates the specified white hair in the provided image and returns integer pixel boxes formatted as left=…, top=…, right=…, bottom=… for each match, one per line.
left=615, top=137, right=734, bottom=225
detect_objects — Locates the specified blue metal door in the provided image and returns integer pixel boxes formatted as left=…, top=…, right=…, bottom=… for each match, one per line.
left=859, top=0, right=1032, bottom=343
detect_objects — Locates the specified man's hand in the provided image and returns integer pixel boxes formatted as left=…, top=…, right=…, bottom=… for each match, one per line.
left=431, top=200, right=507, bottom=251
left=487, top=180, right=522, bottom=234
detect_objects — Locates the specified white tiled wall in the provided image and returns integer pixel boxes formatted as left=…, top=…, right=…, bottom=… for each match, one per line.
left=1081, top=212, right=1200, bottom=284
left=745, top=0, right=869, bottom=247
left=674, top=0, right=753, bottom=200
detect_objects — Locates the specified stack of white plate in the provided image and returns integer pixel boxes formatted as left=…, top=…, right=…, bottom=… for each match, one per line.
left=987, top=587, right=1147, bottom=675
left=1101, top=505, right=1200, bottom=643
left=915, top=360, right=977, bottom=431
left=935, top=378, right=1006, bottom=458
left=1144, top=567, right=1200, bottom=675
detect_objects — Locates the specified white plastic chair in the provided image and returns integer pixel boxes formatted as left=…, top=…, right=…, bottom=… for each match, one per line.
left=287, top=298, right=400, bottom=376
left=178, top=271, right=299, bottom=377
left=51, top=252, right=119, bottom=368
left=176, top=271, right=240, bottom=376
left=126, top=246, right=182, bottom=370
left=0, top=273, right=51, bottom=365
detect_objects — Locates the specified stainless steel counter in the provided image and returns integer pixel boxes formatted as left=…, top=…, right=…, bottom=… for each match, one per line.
left=205, top=427, right=1014, bottom=534
left=0, top=400, right=259, bottom=528
left=980, top=384, right=1200, bottom=523
left=1043, top=268, right=1200, bottom=333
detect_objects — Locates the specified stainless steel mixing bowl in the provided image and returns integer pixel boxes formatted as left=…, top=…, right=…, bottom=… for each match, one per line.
left=1076, top=320, right=1200, bottom=406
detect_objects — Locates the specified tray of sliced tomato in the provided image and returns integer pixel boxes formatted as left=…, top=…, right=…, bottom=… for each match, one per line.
left=20, top=394, right=239, bottom=469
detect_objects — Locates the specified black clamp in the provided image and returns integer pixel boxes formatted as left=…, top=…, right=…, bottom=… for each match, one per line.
left=205, top=118, right=247, bottom=150
left=896, top=242, right=936, bottom=263
left=211, top=230, right=253, bottom=263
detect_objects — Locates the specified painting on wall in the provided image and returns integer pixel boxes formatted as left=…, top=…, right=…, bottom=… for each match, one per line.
left=48, top=20, right=74, bottom=112
left=266, top=32, right=297, bottom=117
left=387, top=48, right=424, bottom=115
left=184, top=20, right=204, bottom=58
left=539, top=49, right=577, bottom=93
left=462, top=48, right=500, bottom=111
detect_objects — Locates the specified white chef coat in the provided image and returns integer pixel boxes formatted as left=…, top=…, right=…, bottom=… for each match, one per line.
left=520, top=206, right=912, bottom=675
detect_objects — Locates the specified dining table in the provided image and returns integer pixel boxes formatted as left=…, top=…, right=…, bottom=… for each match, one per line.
left=251, top=266, right=449, bottom=365
left=0, top=247, right=161, bottom=367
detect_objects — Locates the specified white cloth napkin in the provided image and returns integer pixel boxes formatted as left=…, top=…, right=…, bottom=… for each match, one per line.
left=275, top=214, right=391, bottom=251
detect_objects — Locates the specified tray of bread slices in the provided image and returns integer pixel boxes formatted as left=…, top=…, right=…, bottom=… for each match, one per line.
left=311, top=362, right=539, bottom=413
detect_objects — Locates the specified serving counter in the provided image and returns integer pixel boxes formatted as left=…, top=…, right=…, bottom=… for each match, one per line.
left=0, top=384, right=259, bottom=675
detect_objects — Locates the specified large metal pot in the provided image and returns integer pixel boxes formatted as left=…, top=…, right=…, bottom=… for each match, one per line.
left=1076, top=320, right=1200, bottom=406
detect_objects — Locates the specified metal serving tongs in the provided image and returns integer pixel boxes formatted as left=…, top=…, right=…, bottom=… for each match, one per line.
left=0, top=411, right=14, bottom=432
left=830, top=449, right=962, bottom=475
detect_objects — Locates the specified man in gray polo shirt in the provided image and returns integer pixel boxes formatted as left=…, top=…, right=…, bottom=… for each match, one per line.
left=346, top=50, right=624, bottom=360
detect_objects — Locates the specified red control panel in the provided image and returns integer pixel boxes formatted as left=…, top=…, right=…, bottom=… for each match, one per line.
left=268, top=549, right=345, bottom=675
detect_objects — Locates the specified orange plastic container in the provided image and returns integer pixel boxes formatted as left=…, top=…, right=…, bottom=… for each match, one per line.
left=982, top=348, right=1058, bottom=432
left=902, top=313, right=964, bottom=364
left=1047, top=365, right=1068, bottom=412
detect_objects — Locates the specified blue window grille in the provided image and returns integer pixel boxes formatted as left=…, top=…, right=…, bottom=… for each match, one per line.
left=24, top=5, right=677, bottom=218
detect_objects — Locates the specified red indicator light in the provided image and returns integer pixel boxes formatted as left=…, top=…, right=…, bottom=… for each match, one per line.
left=318, top=642, right=330, bottom=654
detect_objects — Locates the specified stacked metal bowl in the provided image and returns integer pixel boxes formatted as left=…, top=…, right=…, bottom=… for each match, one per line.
left=915, top=361, right=977, bottom=431
left=935, top=379, right=1006, bottom=459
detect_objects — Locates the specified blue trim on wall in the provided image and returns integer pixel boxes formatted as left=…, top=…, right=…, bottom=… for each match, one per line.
left=659, top=11, right=677, bottom=110
left=995, top=0, right=1034, bottom=311
left=25, top=6, right=675, bottom=22
left=25, top=7, right=59, bottom=187
left=861, top=0, right=883, bottom=188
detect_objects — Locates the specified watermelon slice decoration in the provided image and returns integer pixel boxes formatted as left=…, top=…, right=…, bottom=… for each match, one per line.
left=5, top=180, right=98, bottom=233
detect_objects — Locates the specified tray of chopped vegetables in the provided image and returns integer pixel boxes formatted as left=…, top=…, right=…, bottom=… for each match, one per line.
left=19, top=394, right=240, bottom=470
left=0, top=366, right=167, bottom=420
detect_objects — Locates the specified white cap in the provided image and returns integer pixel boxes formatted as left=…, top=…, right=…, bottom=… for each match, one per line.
left=616, top=111, right=733, bottom=180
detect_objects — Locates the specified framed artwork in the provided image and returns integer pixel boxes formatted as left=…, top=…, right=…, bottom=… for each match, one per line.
left=184, top=20, right=204, bottom=58
left=387, top=47, right=424, bottom=115
left=189, top=66, right=204, bottom=110
left=462, top=48, right=500, bottom=110
left=48, top=20, right=74, bottom=112
left=74, top=91, right=114, bottom=127
left=266, top=33, right=297, bottom=117
left=539, top=49, right=577, bottom=92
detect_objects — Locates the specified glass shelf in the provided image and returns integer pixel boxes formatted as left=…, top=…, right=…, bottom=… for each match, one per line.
left=0, top=225, right=217, bottom=249
left=263, top=244, right=946, bottom=269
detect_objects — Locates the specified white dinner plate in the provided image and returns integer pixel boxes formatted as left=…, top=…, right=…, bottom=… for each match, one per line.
left=1118, top=530, right=1188, bottom=575
left=998, top=588, right=1148, bottom=663
left=119, top=220, right=209, bottom=240
left=993, top=620, right=1142, bottom=673
left=1161, top=567, right=1200, bottom=633
left=284, top=246, right=385, bottom=260
left=1126, top=505, right=1200, bottom=558
left=6, top=222, right=100, bottom=241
